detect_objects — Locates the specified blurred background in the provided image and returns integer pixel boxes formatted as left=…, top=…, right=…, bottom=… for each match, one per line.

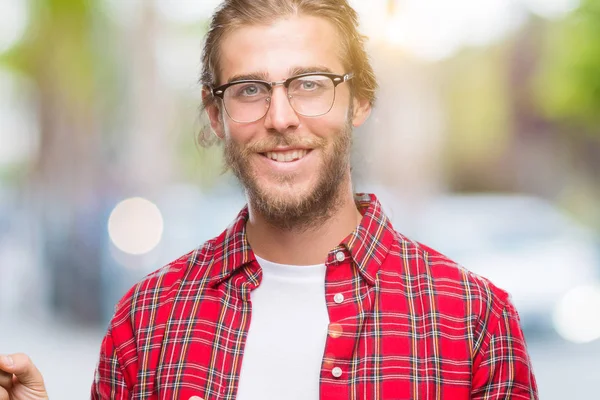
left=1, top=0, right=599, bottom=398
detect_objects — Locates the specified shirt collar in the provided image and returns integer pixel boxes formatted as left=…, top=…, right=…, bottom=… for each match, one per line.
left=206, top=193, right=396, bottom=288
left=342, top=193, right=396, bottom=285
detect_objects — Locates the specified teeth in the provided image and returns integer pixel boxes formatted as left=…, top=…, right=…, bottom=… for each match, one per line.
left=265, top=150, right=308, bottom=162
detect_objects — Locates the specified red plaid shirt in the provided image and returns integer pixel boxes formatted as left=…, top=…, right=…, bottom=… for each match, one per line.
left=92, top=193, right=538, bottom=399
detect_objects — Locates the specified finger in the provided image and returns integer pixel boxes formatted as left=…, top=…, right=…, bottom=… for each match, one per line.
left=0, top=385, right=9, bottom=400
left=0, top=369, right=12, bottom=389
left=0, top=354, right=45, bottom=389
left=0, top=357, right=11, bottom=374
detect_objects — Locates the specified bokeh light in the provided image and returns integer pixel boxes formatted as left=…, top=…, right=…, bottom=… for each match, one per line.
left=553, top=284, right=600, bottom=344
left=108, top=197, right=164, bottom=255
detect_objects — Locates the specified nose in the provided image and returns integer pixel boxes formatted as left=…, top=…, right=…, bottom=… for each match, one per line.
left=263, top=86, right=300, bottom=133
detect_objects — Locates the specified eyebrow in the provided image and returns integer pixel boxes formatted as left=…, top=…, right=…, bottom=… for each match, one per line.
left=289, top=65, right=334, bottom=76
left=226, top=65, right=335, bottom=84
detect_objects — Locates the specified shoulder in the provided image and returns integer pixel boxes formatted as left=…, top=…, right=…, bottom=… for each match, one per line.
left=110, top=235, right=220, bottom=327
left=386, top=230, right=512, bottom=329
left=389, top=230, right=507, bottom=292
left=421, top=238, right=508, bottom=304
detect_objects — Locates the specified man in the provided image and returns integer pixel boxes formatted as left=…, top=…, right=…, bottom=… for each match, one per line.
left=1, top=0, right=538, bottom=399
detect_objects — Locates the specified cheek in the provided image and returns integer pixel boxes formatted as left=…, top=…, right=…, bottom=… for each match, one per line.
left=326, top=98, right=353, bottom=127
left=304, top=110, right=348, bottom=139
left=224, top=122, right=258, bottom=144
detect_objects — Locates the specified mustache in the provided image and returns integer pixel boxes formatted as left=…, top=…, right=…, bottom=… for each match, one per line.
left=243, top=135, right=326, bottom=154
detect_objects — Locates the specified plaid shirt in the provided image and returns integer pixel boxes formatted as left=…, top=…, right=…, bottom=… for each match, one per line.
left=92, top=193, right=538, bottom=399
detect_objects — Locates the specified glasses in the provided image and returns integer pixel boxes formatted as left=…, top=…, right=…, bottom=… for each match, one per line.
left=211, top=72, right=354, bottom=123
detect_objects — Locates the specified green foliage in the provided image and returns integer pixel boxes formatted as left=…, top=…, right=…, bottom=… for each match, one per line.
left=0, top=0, right=108, bottom=107
left=535, top=0, right=600, bottom=133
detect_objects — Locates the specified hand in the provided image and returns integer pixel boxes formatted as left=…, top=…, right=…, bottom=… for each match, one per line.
left=0, top=354, right=48, bottom=400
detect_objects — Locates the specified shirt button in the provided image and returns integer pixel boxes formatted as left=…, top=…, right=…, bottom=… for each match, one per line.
left=335, top=251, right=345, bottom=262
left=334, top=293, right=344, bottom=304
left=332, top=367, right=343, bottom=378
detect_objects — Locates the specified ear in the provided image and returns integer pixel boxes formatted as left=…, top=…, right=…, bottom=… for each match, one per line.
left=202, top=87, right=225, bottom=139
left=351, top=96, right=372, bottom=128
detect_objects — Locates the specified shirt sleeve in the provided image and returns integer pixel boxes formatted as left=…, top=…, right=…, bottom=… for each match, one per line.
left=91, top=327, right=132, bottom=400
left=471, top=300, right=539, bottom=400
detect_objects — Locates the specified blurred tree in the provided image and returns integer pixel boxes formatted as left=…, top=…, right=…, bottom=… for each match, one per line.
left=438, top=43, right=515, bottom=192
left=535, top=0, right=600, bottom=134
left=0, top=0, right=117, bottom=324
left=533, top=0, right=600, bottom=227
left=440, top=11, right=599, bottom=230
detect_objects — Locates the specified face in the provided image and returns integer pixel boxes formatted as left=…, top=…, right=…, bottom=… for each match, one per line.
left=206, top=15, right=371, bottom=229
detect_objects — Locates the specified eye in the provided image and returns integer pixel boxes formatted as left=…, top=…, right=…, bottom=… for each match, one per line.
left=290, top=75, right=330, bottom=94
left=300, top=80, right=318, bottom=90
left=240, top=84, right=259, bottom=96
left=231, top=83, right=268, bottom=98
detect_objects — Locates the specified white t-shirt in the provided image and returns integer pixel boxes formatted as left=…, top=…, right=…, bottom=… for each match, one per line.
left=235, top=255, right=330, bottom=400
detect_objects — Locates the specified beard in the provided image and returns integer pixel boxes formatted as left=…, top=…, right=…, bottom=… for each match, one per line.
left=224, top=121, right=353, bottom=232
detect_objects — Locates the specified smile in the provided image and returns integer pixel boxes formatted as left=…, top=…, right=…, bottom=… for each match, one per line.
left=262, top=149, right=310, bottom=163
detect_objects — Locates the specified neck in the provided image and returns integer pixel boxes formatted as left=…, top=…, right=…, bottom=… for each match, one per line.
left=245, top=179, right=362, bottom=266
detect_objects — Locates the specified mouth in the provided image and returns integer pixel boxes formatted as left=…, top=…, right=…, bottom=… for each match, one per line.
left=260, top=149, right=312, bottom=163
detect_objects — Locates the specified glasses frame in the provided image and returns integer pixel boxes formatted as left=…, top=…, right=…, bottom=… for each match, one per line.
left=210, top=72, right=354, bottom=123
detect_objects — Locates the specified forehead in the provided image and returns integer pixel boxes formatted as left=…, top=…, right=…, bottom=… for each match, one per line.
left=218, top=15, right=344, bottom=83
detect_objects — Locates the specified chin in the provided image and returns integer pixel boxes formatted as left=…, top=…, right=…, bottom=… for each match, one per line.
left=248, top=172, right=344, bottom=231
left=259, top=179, right=315, bottom=206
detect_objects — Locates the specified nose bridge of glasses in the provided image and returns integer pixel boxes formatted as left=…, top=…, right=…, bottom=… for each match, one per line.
left=270, top=78, right=288, bottom=88
left=267, top=80, right=294, bottom=103
left=267, top=79, right=291, bottom=98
